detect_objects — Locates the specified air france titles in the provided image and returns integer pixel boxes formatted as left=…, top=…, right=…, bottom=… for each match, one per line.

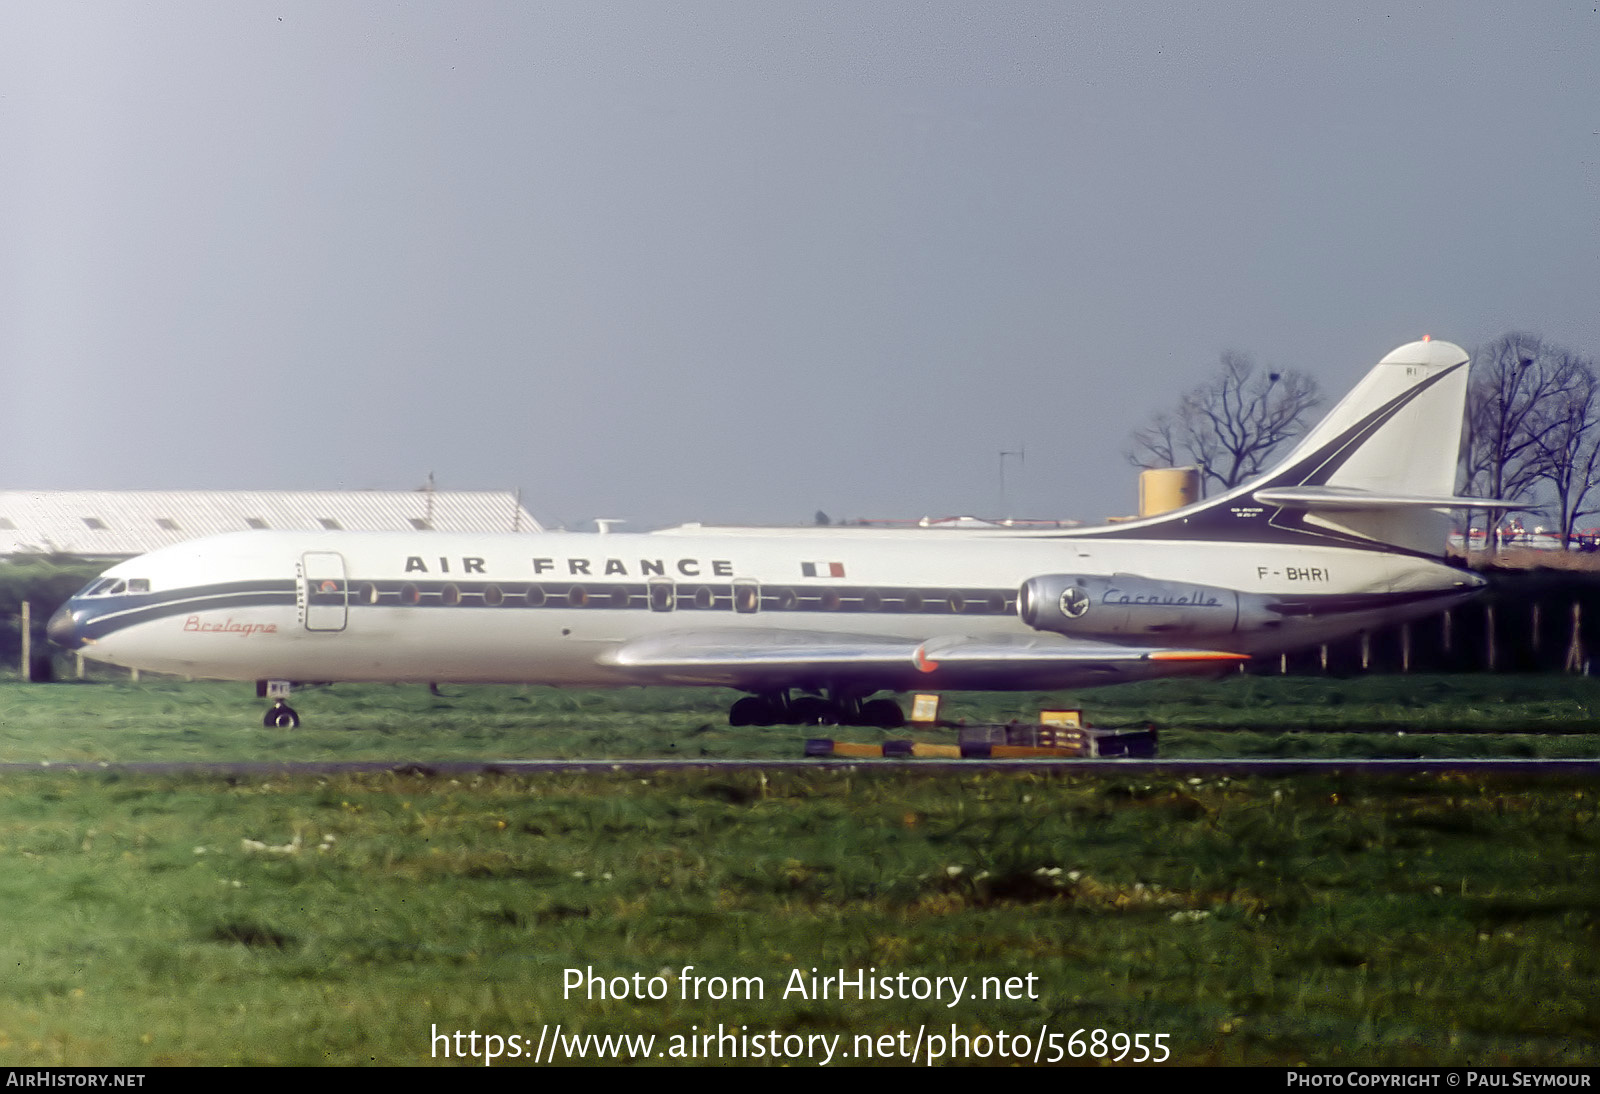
left=400, top=557, right=735, bottom=578
left=533, top=557, right=735, bottom=578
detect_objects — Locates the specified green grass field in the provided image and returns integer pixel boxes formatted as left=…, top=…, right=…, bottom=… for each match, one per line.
left=0, top=675, right=1596, bottom=1066
left=2, top=672, right=1599, bottom=763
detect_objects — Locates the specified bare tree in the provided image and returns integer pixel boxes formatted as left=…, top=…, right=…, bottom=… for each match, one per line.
left=1526, top=349, right=1600, bottom=543
left=1461, top=333, right=1595, bottom=545
left=1128, top=351, right=1322, bottom=495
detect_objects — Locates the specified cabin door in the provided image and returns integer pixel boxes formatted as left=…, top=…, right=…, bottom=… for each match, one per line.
left=301, top=551, right=348, bottom=632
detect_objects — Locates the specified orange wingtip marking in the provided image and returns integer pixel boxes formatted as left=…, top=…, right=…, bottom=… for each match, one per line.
left=913, top=646, right=940, bottom=673
left=1148, top=650, right=1249, bottom=662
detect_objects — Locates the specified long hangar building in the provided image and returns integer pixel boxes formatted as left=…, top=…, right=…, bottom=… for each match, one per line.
left=0, top=490, right=542, bottom=559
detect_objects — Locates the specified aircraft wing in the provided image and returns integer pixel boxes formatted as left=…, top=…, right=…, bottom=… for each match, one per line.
left=603, top=628, right=1246, bottom=691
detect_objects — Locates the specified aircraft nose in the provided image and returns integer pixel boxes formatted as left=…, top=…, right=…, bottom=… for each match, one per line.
left=47, top=603, right=83, bottom=649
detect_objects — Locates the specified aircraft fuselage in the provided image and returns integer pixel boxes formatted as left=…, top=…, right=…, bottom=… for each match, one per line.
left=50, top=524, right=1482, bottom=692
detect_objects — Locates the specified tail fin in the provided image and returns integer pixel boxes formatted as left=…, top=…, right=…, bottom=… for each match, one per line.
left=1272, top=337, right=1469, bottom=502
left=1102, top=339, right=1505, bottom=556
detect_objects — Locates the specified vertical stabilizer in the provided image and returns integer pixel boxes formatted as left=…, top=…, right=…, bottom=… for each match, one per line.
left=1276, top=338, right=1469, bottom=501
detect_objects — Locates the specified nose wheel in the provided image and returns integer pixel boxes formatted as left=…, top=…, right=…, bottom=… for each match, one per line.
left=263, top=700, right=300, bottom=729
left=260, top=679, right=301, bottom=728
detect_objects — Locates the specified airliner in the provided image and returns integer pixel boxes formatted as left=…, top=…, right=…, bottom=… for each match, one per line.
left=49, top=338, right=1505, bottom=729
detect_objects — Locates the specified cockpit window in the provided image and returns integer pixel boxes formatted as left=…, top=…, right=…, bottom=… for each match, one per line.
left=79, top=577, right=149, bottom=597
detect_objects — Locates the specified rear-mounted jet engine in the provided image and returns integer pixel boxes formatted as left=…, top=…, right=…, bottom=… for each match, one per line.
left=1018, top=574, right=1276, bottom=638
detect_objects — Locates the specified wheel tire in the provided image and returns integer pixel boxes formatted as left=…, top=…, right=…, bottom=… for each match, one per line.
left=860, top=698, right=905, bottom=729
left=789, top=696, right=838, bottom=726
left=264, top=705, right=300, bottom=729
left=731, top=696, right=779, bottom=727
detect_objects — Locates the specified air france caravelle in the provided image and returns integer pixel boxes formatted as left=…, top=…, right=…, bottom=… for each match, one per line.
left=50, top=338, right=1507, bottom=729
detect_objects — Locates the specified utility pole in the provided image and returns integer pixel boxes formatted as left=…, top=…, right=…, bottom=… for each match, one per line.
left=999, top=445, right=1025, bottom=516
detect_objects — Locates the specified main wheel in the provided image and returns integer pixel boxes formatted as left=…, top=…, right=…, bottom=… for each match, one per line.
left=788, top=695, right=839, bottom=726
left=728, top=696, right=774, bottom=727
left=263, top=704, right=300, bottom=729
left=859, top=698, right=905, bottom=729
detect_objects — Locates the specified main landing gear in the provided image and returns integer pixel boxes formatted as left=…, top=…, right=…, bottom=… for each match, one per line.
left=728, top=690, right=905, bottom=729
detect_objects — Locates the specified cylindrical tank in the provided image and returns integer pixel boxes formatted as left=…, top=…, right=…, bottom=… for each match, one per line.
left=1139, top=466, right=1201, bottom=517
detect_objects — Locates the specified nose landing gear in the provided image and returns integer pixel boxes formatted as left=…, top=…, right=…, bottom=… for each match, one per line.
left=263, top=700, right=300, bottom=729
left=258, top=680, right=300, bottom=728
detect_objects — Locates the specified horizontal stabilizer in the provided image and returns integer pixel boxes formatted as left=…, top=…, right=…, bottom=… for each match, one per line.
left=1253, top=486, right=1522, bottom=512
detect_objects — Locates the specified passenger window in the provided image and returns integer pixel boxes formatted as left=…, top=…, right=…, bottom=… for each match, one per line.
left=648, top=580, right=674, bottom=612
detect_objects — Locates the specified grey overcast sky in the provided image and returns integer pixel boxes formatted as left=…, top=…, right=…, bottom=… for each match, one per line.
left=3, top=2, right=1596, bottom=530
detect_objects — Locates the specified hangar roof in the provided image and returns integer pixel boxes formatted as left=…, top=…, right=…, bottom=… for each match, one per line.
left=0, top=491, right=541, bottom=558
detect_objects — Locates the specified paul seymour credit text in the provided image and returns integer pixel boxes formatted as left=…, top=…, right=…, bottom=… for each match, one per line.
left=429, top=965, right=1175, bottom=1065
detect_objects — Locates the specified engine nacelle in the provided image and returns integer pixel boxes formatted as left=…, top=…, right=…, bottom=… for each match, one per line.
left=1018, top=573, right=1273, bottom=638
